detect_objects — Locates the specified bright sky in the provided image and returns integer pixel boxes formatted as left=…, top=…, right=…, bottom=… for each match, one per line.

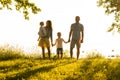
left=0, top=0, right=120, bottom=56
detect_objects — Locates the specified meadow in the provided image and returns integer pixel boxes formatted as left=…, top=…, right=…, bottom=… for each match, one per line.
left=0, top=46, right=120, bottom=80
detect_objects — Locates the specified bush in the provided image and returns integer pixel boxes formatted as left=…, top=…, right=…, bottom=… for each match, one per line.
left=86, top=50, right=105, bottom=59
left=0, top=45, right=24, bottom=60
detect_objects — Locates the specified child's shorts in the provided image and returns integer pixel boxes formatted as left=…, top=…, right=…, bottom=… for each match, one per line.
left=57, top=48, right=63, bottom=54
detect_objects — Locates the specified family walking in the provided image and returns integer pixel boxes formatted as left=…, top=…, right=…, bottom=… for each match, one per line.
left=38, top=16, right=84, bottom=60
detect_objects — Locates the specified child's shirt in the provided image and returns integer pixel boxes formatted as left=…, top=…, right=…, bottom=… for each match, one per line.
left=55, top=38, right=64, bottom=48
left=38, top=27, right=46, bottom=38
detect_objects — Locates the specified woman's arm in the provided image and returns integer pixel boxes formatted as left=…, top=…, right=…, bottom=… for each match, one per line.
left=52, top=39, right=57, bottom=46
left=50, top=29, right=53, bottom=44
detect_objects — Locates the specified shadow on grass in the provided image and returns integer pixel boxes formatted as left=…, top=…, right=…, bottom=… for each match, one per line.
left=5, top=64, right=55, bottom=80
left=0, top=59, right=31, bottom=73
left=4, top=59, right=77, bottom=80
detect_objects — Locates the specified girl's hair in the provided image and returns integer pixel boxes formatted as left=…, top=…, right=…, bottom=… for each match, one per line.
left=40, top=22, right=44, bottom=26
left=46, top=20, right=52, bottom=30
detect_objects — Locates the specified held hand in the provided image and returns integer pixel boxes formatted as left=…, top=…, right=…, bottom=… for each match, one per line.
left=64, top=41, right=68, bottom=44
left=51, top=43, right=53, bottom=47
left=68, top=39, right=70, bottom=42
left=37, top=38, right=39, bottom=41
left=52, top=43, right=54, bottom=47
left=81, top=39, right=83, bottom=43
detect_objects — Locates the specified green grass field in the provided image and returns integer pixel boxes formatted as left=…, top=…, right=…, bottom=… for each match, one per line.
left=0, top=46, right=120, bottom=80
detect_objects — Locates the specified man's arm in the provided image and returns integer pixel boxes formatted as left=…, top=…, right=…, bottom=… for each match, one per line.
left=50, top=29, right=53, bottom=44
left=81, top=26, right=84, bottom=43
left=68, top=29, right=72, bottom=42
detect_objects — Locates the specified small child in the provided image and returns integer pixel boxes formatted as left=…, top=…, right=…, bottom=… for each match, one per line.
left=52, top=32, right=68, bottom=59
left=38, top=21, right=46, bottom=41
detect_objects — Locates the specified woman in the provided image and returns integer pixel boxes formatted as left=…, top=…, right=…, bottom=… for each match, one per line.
left=38, top=20, right=53, bottom=59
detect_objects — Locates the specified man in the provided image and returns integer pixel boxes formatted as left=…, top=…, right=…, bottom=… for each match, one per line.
left=68, top=16, right=84, bottom=60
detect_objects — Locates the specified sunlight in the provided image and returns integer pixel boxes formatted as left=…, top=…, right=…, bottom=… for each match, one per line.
left=0, top=0, right=120, bottom=57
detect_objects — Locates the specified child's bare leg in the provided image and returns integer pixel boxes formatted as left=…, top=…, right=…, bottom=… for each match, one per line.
left=58, top=54, right=59, bottom=59
left=61, top=54, right=63, bottom=59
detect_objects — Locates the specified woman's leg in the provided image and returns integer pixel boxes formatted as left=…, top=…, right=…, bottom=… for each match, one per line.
left=42, top=47, right=45, bottom=59
left=47, top=47, right=51, bottom=59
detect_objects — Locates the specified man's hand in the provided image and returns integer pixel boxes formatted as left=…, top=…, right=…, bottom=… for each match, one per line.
left=68, top=39, right=70, bottom=42
left=51, top=42, right=53, bottom=46
left=52, top=43, right=54, bottom=47
left=81, top=39, right=83, bottom=43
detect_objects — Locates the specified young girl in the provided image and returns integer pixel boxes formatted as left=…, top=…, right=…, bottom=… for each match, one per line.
left=38, top=21, right=46, bottom=41
left=52, top=32, right=67, bottom=59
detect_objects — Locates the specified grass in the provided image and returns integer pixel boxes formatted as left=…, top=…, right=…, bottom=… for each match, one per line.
left=0, top=45, right=120, bottom=80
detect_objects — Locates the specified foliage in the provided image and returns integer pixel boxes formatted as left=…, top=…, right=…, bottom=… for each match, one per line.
left=86, top=50, right=105, bottom=59
left=97, top=0, right=120, bottom=33
left=0, top=45, right=25, bottom=60
left=0, top=58, right=120, bottom=80
left=0, top=46, right=120, bottom=80
left=0, top=0, right=41, bottom=20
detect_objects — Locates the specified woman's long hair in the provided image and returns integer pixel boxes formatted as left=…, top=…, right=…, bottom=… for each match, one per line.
left=46, top=20, right=52, bottom=30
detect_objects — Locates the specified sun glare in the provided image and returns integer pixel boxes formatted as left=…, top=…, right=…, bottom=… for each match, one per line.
left=0, top=0, right=120, bottom=57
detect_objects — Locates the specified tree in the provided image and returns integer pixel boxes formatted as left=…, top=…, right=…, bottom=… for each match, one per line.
left=97, top=0, right=120, bottom=33
left=0, top=0, right=41, bottom=20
